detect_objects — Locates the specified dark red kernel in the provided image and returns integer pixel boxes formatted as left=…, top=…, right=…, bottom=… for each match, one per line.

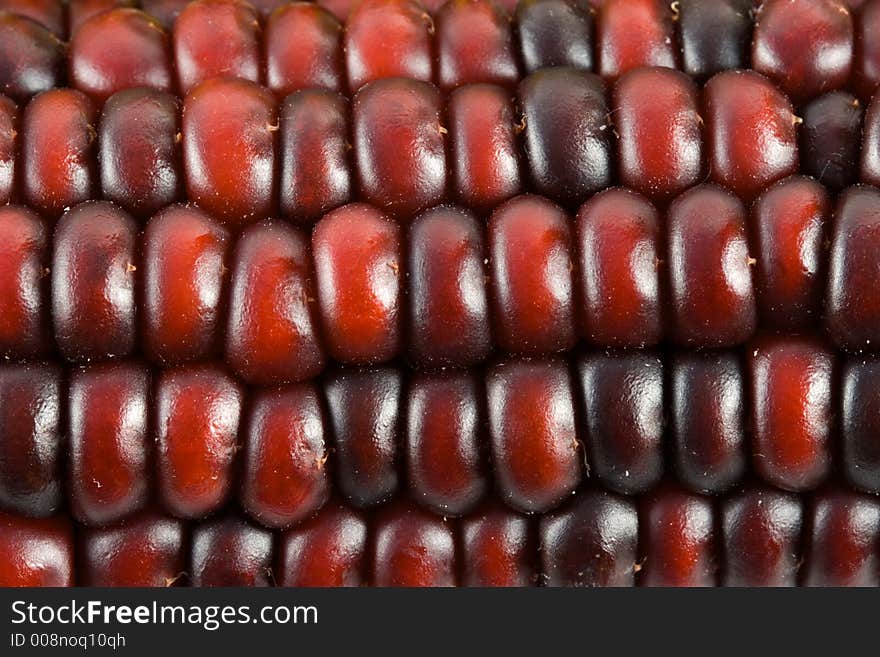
left=68, top=362, right=150, bottom=526
left=486, top=357, right=582, bottom=514
left=78, top=509, right=186, bottom=587
left=406, top=370, right=487, bottom=516
left=352, top=77, right=447, bottom=220
left=241, top=383, right=331, bottom=530
left=313, top=204, right=402, bottom=364
left=667, top=184, right=756, bottom=348
left=749, top=335, right=834, bottom=492
left=0, top=363, right=62, bottom=518
left=323, top=366, right=401, bottom=508
left=803, top=485, right=880, bottom=587
left=0, top=512, right=73, bottom=587
left=98, top=88, right=183, bottom=220
left=0, top=206, right=50, bottom=358
left=462, top=499, right=535, bottom=587
left=518, top=67, right=612, bottom=208
left=576, top=350, right=664, bottom=495
left=639, top=482, right=717, bottom=587
left=540, top=489, right=638, bottom=587
left=277, top=500, right=367, bottom=587
left=488, top=195, right=576, bottom=355
left=278, top=89, right=351, bottom=225
left=143, top=204, right=229, bottom=365
left=371, top=498, right=457, bottom=587
left=750, top=176, right=830, bottom=332
left=225, top=220, right=325, bottom=385
left=670, top=351, right=747, bottom=494
left=265, top=3, right=344, bottom=98
left=182, top=77, right=277, bottom=229
left=155, top=364, right=243, bottom=520
left=447, top=83, right=522, bottom=213
left=51, top=201, right=138, bottom=362
left=68, top=8, right=173, bottom=105
left=435, top=0, right=519, bottom=92
left=574, top=188, right=663, bottom=348
left=0, top=12, right=65, bottom=104
left=407, top=205, right=492, bottom=368
left=190, top=513, right=273, bottom=587
left=21, top=88, right=97, bottom=218
left=721, top=483, right=802, bottom=587
left=173, top=0, right=261, bottom=95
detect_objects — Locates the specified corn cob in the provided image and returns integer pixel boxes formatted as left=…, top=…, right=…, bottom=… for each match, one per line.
left=0, top=0, right=880, bottom=588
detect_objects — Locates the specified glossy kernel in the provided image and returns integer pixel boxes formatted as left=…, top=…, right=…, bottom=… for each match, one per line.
left=407, top=205, right=491, bottom=368
left=800, top=92, right=863, bottom=193
left=0, top=363, right=62, bottom=518
left=676, top=0, right=753, bottom=82
left=21, top=89, right=97, bottom=218
left=0, top=206, right=50, bottom=358
left=173, top=0, right=261, bottom=95
left=671, top=351, right=747, bottom=494
left=751, top=175, right=830, bottom=332
left=98, top=88, right=183, bottom=219
left=344, top=0, right=433, bottom=94
left=803, top=485, right=880, bottom=586
left=540, top=489, right=638, bottom=587
left=612, top=66, right=703, bottom=204
left=519, top=68, right=612, bottom=208
left=69, top=362, right=150, bottom=526
left=447, top=83, right=522, bottom=213
left=78, top=509, right=186, bottom=587
left=155, top=364, right=243, bottom=519
left=577, top=351, right=664, bottom=495
left=596, top=0, right=677, bottom=81
left=352, top=77, right=447, bottom=220
left=842, top=356, right=880, bottom=493
left=515, top=0, right=594, bottom=74
left=182, top=77, right=277, bottom=229
left=704, top=70, right=799, bottom=202
left=435, top=0, right=519, bottom=92
left=241, top=383, right=331, bottom=530
left=265, top=2, right=344, bottom=98
left=371, top=499, right=457, bottom=587
left=667, top=184, right=756, bottom=348
left=721, top=483, right=802, bottom=587
left=51, top=201, right=138, bottom=362
left=0, top=12, right=64, bottom=104
left=144, top=204, right=230, bottom=365
left=69, top=8, right=173, bottom=105
left=313, top=204, right=402, bottom=364
left=279, top=90, right=351, bottom=225
left=639, top=482, right=717, bottom=587
left=859, top=93, right=880, bottom=187
left=488, top=195, right=576, bottom=355
left=486, top=357, right=582, bottom=514
left=324, top=366, right=401, bottom=507
left=752, top=0, right=854, bottom=105
left=825, top=185, right=880, bottom=350
left=575, top=189, right=663, bottom=348
left=277, top=500, right=367, bottom=587
left=406, top=371, right=487, bottom=516
left=0, top=94, right=15, bottom=204
left=226, top=221, right=325, bottom=385
left=190, top=514, right=273, bottom=587
left=749, top=335, right=834, bottom=492
left=0, top=512, right=73, bottom=587
left=462, top=499, right=535, bottom=587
